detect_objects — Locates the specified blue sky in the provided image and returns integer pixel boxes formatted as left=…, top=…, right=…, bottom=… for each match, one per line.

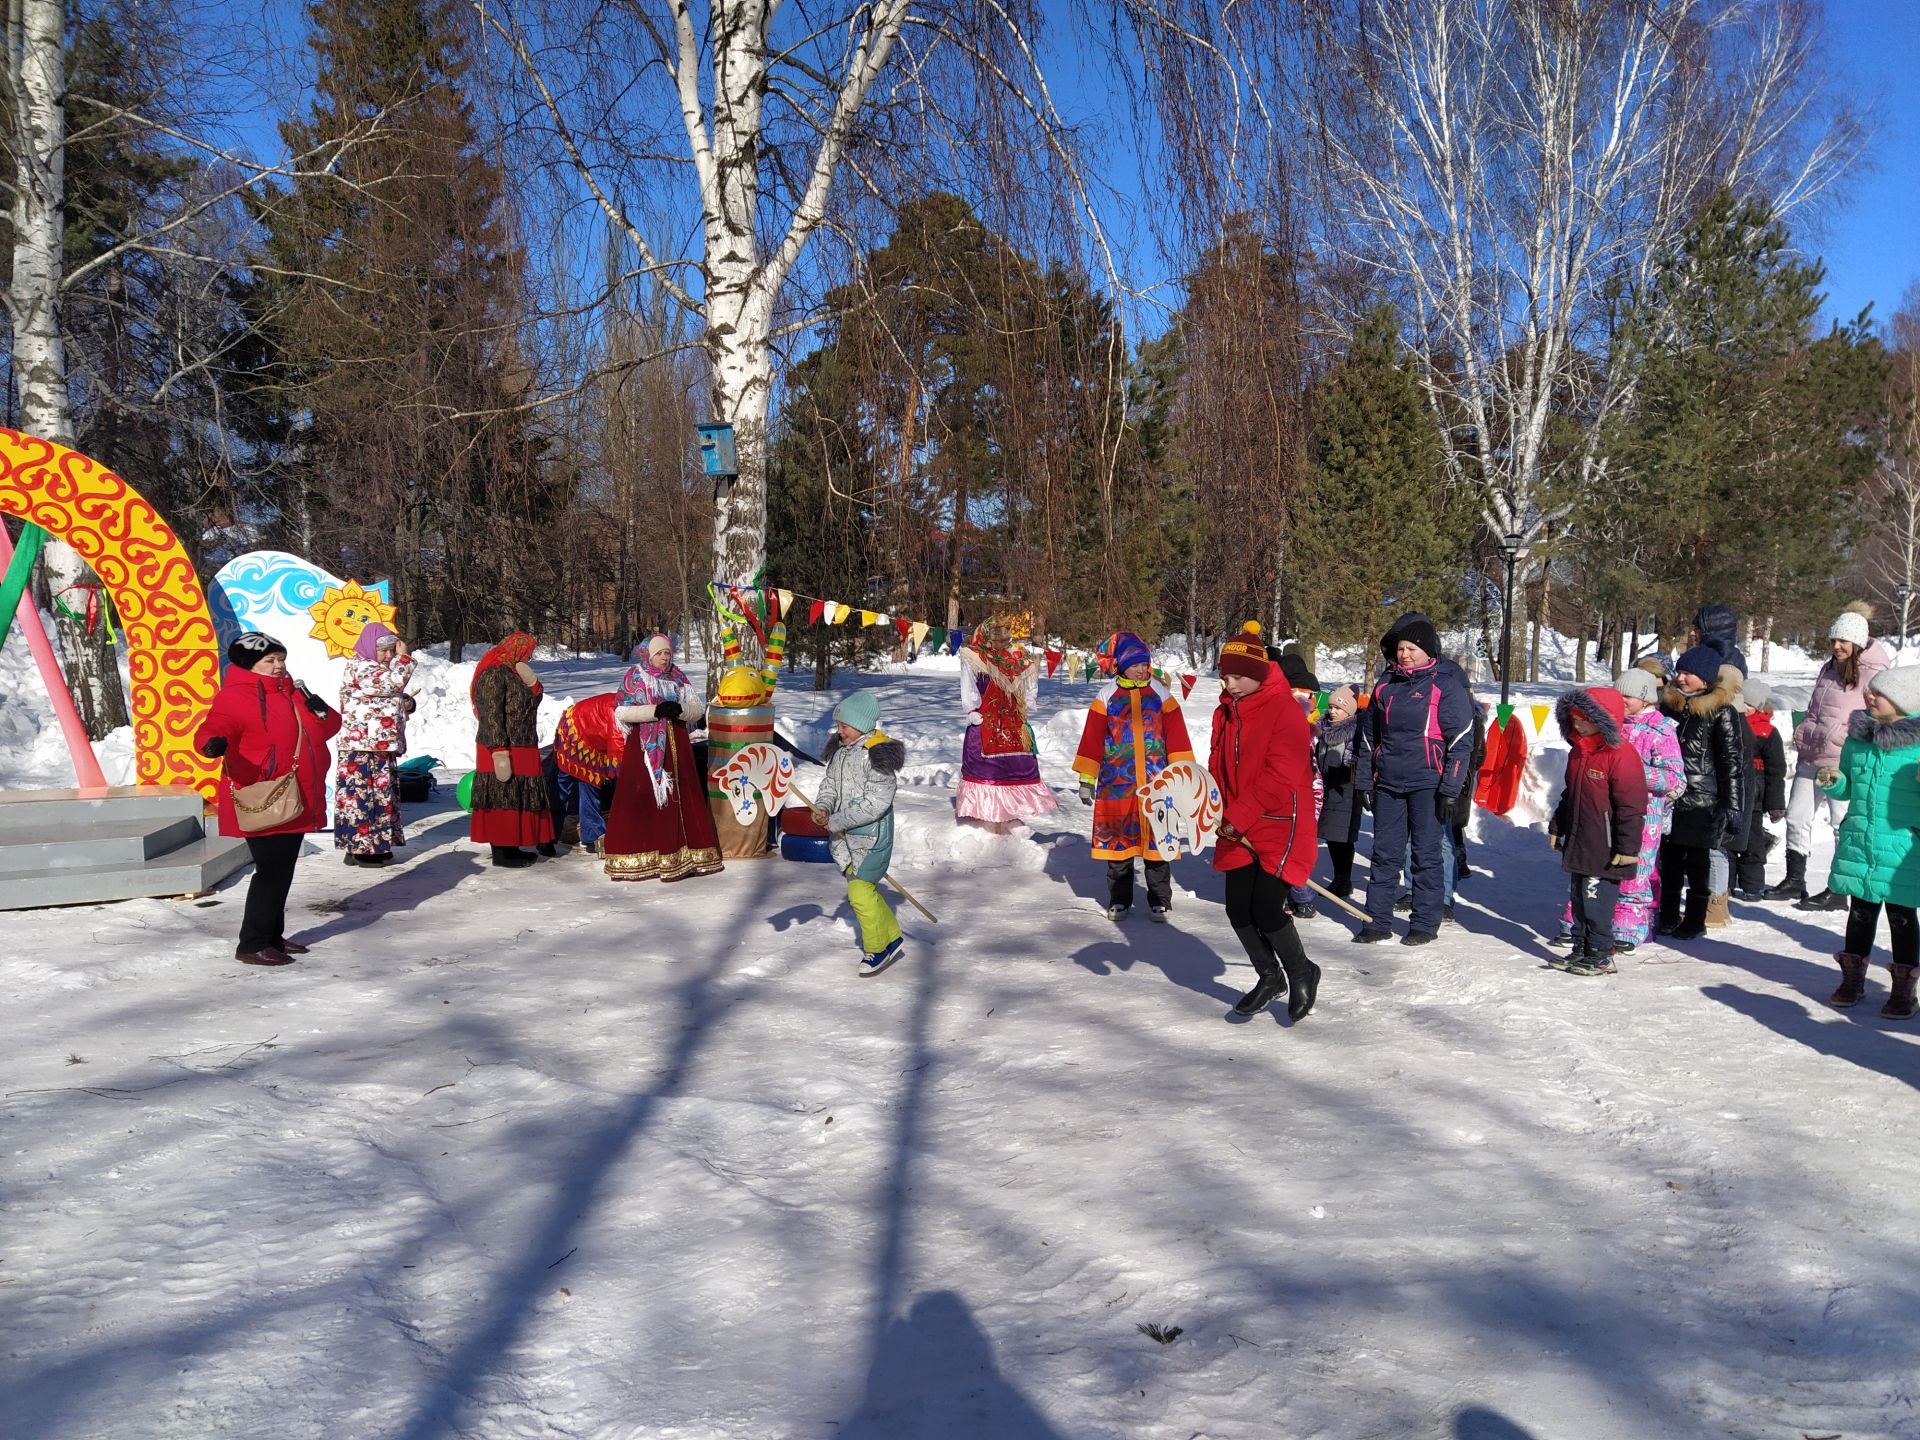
left=1812, top=0, right=1920, bottom=326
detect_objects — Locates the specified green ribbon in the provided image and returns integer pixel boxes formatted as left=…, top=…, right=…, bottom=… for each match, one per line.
left=0, top=522, right=47, bottom=650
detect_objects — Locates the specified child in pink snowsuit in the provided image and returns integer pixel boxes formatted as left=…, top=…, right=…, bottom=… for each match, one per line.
left=1554, top=666, right=1685, bottom=949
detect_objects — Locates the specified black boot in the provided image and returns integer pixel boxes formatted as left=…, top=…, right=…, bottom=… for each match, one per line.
left=490, top=845, right=535, bottom=869
left=1672, top=888, right=1709, bottom=940
left=1797, top=887, right=1849, bottom=913
left=1766, top=851, right=1807, bottom=902
left=1231, top=926, right=1288, bottom=1015
left=1266, top=924, right=1320, bottom=1021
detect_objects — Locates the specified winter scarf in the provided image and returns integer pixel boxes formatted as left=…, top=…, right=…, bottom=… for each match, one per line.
left=617, top=634, right=691, bottom=806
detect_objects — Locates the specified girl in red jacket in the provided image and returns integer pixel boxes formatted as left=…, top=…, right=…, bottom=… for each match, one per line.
left=1547, top=687, right=1649, bottom=975
left=194, top=632, right=342, bottom=966
left=1210, top=623, right=1323, bottom=1020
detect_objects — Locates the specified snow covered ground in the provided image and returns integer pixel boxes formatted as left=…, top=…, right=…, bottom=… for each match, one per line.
left=3, top=645, right=1917, bottom=1439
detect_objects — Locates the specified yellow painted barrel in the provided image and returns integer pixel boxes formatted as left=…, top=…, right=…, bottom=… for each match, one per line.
left=706, top=704, right=774, bottom=859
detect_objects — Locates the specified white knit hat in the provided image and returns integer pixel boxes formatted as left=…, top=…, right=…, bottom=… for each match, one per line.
left=1830, top=608, right=1871, bottom=648
left=1743, top=677, right=1772, bottom=712
left=1614, top=668, right=1660, bottom=705
left=1870, top=666, right=1920, bottom=717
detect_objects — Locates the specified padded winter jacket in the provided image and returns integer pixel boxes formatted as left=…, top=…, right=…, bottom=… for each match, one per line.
left=1822, top=711, right=1920, bottom=908
left=818, top=731, right=905, bottom=883
left=1661, top=666, right=1749, bottom=850
left=1208, top=665, right=1318, bottom=884
left=1745, top=711, right=1788, bottom=816
left=1795, top=640, right=1892, bottom=770
left=1355, top=655, right=1476, bottom=797
left=194, top=664, right=341, bottom=838
left=1315, top=711, right=1363, bottom=845
left=1548, top=688, right=1648, bottom=881
left=336, top=654, right=413, bottom=754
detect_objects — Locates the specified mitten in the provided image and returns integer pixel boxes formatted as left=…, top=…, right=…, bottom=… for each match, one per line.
left=967, top=709, right=983, bottom=726
left=491, top=750, right=512, bottom=783
left=1768, top=809, right=1784, bottom=823
left=1357, top=791, right=1373, bottom=813
left=200, top=735, right=228, bottom=758
left=654, top=700, right=683, bottom=722
left=513, top=661, right=539, bottom=688
left=1435, top=791, right=1454, bottom=822
left=1078, top=781, right=1095, bottom=807
left=1816, top=765, right=1840, bottom=790
left=1548, top=832, right=1562, bottom=851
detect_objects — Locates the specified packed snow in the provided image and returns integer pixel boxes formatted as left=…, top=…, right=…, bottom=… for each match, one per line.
left=2, top=635, right=1916, bottom=1439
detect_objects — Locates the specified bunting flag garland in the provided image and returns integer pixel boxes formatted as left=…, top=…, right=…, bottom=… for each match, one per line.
left=776, top=588, right=794, bottom=616
left=927, top=625, right=947, bottom=651
left=1495, top=701, right=1515, bottom=729
left=828, top=602, right=850, bottom=625
left=895, top=617, right=912, bottom=641
left=1045, top=647, right=1064, bottom=677
left=1531, top=704, right=1552, bottom=734
left=1179, top=674, right=1198, bottom=699
left=808, top=599, right=826, bottom=625
left=1791, top=709, right=1807, bottom=730
left=909, top=620, right=929, bottom=652
left=950, top=626, right=968, bottom=654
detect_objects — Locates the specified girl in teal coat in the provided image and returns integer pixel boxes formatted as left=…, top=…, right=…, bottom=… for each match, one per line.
left=1818, top=666, right=1920, bottom=1017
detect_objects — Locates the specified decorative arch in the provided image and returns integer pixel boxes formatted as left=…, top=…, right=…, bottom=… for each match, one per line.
left=0, top=428, right=220, bottom=799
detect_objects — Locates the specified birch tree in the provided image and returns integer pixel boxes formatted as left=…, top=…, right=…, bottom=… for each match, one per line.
left=473, top=0, right=1111, bottom=604
left=1293, top=0, right=1861, bottom=549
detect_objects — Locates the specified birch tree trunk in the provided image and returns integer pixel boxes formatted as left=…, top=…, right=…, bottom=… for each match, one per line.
left=8, top=0, right=128, bottom=735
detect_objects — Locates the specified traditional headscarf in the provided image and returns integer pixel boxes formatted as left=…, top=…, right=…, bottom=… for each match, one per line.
left=617, top=633, right=691, bottom=805
left=470, top=632, right=536, bottom=703
left=354, top=622, right=398, bottom=661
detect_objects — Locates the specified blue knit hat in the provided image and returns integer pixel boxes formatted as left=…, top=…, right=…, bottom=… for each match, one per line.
left=834, top=690, right=881, bottom=734
left=1111, top=632, right=1151, bottom=674
left=1676, top=645, right=1724, bottom=685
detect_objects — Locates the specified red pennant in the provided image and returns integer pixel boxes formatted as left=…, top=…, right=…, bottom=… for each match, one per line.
left=1045, top=647, right=1063, bottom=677
left=808, top=599, right=826, bottom=625
left=894, top=617, right=911, bottom=639
left=1179, top=674, right=1197, bottom=699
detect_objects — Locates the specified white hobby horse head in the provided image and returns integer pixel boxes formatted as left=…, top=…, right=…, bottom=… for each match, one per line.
left=714, top=743, right=795, bottom=825
left=1138, top=759, right=1222, bottom=859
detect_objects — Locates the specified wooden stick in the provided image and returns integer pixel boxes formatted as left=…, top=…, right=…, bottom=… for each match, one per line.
left=1304, top=878, right=1371, bottom=922
left=788, top=783, right=939, bottom=924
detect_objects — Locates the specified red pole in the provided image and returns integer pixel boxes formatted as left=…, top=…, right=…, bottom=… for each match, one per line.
left=0, top=523, right=109, bottom=789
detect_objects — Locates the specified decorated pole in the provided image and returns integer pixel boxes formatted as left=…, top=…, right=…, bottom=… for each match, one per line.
left=0, top=519, right=107, bottom=788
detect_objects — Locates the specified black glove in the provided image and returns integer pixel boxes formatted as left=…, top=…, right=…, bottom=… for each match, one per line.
left=1436, top=791, right=1455, bottom=823
left=1357, top=790, right=1374, bottom=813
left=654, top=700, right=684, bottom=722
left=200, top=735, right=228, bottom=758
left=305, top=693, right=329, bottom=716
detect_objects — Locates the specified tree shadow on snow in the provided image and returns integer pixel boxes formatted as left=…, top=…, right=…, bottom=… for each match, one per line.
left=1452, top=1406, right=1540, bottom=1439
left=1041, top=844, right=1242, bottom=1008
left=837, top=1291, right=1066, bottom=1439
left=1702, top=982, right=1920, bottom=1091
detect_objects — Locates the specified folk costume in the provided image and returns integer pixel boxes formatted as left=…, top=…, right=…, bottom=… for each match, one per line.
left=552, top=691, right=626, bottom=849
left=603, top=636, right=723, bottom=883
left=469, top=633, right=556, bottom=863
left=956, top=621, right=1058, bottom=826
left=333, top=622, right=413, bottom=863
left=1072, top=632, right=1193, bottom=917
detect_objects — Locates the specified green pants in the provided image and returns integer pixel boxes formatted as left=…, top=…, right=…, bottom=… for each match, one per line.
left=846, top=873, right=901, bottom=953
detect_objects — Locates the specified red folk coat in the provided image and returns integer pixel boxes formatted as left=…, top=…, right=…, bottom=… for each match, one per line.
left=194, top=665, right=342, bottom=838
left=1209, top=665, right=1318, bottom=884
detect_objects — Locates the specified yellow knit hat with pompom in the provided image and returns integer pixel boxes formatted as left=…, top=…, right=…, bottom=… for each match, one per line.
left=1219, top=620, right=1271, bottom=683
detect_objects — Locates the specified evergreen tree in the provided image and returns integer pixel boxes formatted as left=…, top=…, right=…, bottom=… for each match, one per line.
left=1289, top=304, right=1472, bottom=652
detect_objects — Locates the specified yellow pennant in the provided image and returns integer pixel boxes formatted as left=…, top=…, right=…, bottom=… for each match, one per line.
left=860, top=609, right=879, bottom=627
left=909, top=620, right=929, bottom=651
left=775, top=588, right=794, bottom=616
left=1531, top=704, right=1552, bottom=734
left=827, top=602, right=850, bottom=625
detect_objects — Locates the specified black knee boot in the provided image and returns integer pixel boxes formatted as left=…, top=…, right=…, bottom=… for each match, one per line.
left=1231, top=927, right=1288, bottom=1015
left=1265, top=920, right=1322, bottom=1021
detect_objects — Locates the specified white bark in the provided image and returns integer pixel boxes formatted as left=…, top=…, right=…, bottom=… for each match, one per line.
left=5, top=0, right=128, bottom=733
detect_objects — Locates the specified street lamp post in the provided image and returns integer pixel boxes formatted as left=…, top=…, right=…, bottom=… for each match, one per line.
left=1499, top=532, right=1523, bottom=707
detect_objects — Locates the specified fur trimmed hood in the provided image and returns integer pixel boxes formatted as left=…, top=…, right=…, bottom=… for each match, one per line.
left=822, top=732, right=907, bottom=773
left=1556, top=687, right=1625, bottom=748
left=1847, top=709, right=1920, bottom=751
left=1663, top=664, right=1742, bottom=720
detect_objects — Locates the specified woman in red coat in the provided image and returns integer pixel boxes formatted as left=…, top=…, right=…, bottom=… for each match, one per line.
left=194, top=632, right=342, bottom=966
left=1210, top=622, right=1323, bottom=1020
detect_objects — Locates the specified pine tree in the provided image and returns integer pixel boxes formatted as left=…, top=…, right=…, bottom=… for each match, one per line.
left=1289, top=304, right=1472, bottom=653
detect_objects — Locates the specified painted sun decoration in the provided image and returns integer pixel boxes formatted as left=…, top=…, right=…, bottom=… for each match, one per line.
left=307, top=578, right=398, bottom=659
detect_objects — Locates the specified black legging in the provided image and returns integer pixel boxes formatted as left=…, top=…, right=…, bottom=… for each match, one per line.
left=239, top=832, right=305, bottom=955
left=1657, top=840, right=1711, bottom=924
left=1225, top=863, right=1291, bottom=933
left=1845, top=898, right=1919, bottom=968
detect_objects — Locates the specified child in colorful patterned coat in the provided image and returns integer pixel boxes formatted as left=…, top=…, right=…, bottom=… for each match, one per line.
left=1074, top=632, right=1195, bottom=922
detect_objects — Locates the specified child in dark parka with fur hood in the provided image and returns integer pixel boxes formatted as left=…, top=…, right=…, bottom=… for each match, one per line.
left=1548, top=687, right=1649, bottom=975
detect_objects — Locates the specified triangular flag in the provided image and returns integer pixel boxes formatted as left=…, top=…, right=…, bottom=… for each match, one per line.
left=1314, top=690, right=1330, bottom=713
left=950, top=626, right=968, bottom=654
left=926, top=625, right=946, bottom=651
left=1496, top=702, right=1514, bottom=728
left=894, top=617, right=912, bottom=640
left=828, top=602, right=850, bottom=625
left=1531, top=704, right=1552, bottom=733
left=808, top=598, right=826, bottom=625
left=1179, top=674, right=1197, bottom=699
left=775, top=588, right=793, bottom=617
left=1045, top=647, right=1064, bottom=677
left=909, top=620, right=929, bottom=651
left=1792, top=709, right=1806, bottom=730
left=860, top=609, right=879, bottom=627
